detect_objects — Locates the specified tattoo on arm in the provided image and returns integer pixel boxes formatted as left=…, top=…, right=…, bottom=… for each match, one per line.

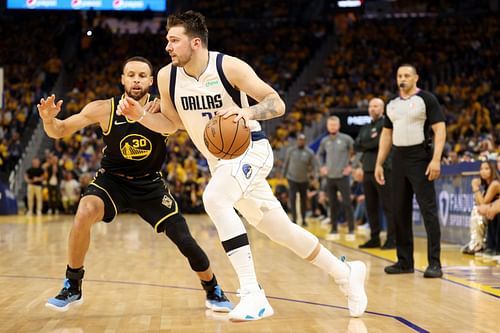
left=249, top=94, right=283, bottom=120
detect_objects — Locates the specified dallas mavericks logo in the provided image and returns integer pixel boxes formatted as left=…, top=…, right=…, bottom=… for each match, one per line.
left=242, top=164, right=252, bottom=179
left=438, top=191, right=450, bottom=226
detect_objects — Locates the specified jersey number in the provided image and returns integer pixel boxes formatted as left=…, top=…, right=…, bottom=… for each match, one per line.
left=132, top=139, right=148, bottom=148
left=202, top=112, right=214, bottom=120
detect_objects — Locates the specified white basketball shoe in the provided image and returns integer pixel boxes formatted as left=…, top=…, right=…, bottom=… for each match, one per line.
left=336, top=261, right=368, bottom=317
left=228, top=288, right=274, bottom=321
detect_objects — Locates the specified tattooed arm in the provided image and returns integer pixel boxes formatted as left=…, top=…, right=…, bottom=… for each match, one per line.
left=218, top=55, right=285, bottom=123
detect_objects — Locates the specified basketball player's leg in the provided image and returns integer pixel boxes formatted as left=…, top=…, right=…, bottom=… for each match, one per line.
left=203, top=164, right=273, bottom=321
left=135, top=178, right=233, bottom=312
left=46, top=174, right=116, bottom=312
left=235, top=177, right=367, bottom=317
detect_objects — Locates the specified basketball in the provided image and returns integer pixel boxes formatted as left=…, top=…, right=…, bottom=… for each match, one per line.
left=203, top=114, right=251, bottom=159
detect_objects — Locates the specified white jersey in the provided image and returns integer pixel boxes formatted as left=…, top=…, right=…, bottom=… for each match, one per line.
left=169, top=51, right=262, bottom=165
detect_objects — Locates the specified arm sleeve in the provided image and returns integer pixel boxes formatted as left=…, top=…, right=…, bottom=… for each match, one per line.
left=420, top=90, right=445, bottom=124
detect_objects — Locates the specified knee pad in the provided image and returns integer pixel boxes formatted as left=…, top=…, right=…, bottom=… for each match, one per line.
left=256, top=208, right=319, bottom=258
left=164, top=216, right=209, bottom=272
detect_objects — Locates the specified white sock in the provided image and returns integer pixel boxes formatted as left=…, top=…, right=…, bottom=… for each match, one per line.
left=227, top=245, right=260, bottom=291
left=311, top=245, right=349, bottom=282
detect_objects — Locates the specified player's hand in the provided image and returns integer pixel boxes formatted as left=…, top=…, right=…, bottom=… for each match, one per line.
left=217, top=107, right=251, bottom=127
left=144, top=97, right=161, bottom=114
left=425, top=159, right=441, bottom=181
left=37, top=94, right=63, bottom=121
left=117, top=96, right=145, bottom=121
left=374, top=164, right=385, bottom=185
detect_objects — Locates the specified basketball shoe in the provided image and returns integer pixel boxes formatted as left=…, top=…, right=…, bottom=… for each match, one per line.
left=205, top=285, right=233, bottom=312
left=46, top=279, right=83, bottom=312
left=335, top=261, right=368, bottom=317
left=228, top=287, right=274, bottom=321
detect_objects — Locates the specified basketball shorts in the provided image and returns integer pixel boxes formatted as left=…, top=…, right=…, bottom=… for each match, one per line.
left=83, top=170, right=181, bottom=232
left=210, top=138, right=282, bottom=225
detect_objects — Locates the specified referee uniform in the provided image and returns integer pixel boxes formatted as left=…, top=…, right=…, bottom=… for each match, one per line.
left=384, top=89, right=445, bottom=274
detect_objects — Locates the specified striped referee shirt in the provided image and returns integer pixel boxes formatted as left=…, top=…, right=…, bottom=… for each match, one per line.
left=384, top=89, right=445, bottom=147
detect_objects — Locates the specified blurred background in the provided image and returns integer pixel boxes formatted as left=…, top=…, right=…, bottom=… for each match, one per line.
left=0, top=1, right=498, bottom=243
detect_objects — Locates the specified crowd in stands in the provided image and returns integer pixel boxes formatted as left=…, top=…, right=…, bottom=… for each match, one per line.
left=288, top=14, right=499, bottom=161
left=0, top=12, right=74, bottom=180
left=1, top=4, right=497, bottom=221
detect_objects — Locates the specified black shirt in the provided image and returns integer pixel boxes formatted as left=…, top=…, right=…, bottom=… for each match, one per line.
left=100, top=95, right=169, bottom=177
left=26, top=167, right=44, bottom=186
left=354, top=117, right=391, bottom=172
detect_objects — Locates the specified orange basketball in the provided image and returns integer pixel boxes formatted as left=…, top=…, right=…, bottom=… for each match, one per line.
left=204, top=114, right=251, bottom=159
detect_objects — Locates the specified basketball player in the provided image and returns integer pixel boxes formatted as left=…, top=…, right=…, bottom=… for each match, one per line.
left=37, top=56, right=233, bottom=312
left=118, top=11, right=367, bottom=321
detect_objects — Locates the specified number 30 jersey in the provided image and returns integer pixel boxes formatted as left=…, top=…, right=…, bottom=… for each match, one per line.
left=100, top=94, right=168, bottom=177
left=169, top=51, right=261, bottom=165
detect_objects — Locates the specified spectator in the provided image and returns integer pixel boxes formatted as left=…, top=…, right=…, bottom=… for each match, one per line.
left=318, top=116, right=355, bottom=241
left=44, top=153, right=62, bottom=214
left=24, top=157, right=44, bottom=216
left=283, top=133, right=318, bottom=226
left=471, top=160, right=500, bottom=261
left=60, top=171, right=81, bottom=214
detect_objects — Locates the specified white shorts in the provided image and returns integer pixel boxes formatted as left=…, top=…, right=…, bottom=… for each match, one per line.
left=209, top=139, right=282, bottom=225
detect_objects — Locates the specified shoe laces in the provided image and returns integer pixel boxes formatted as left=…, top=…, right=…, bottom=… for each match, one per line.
left=207, top=285, right=229, bottom=302
left=55, top=279, right=80, bottom=300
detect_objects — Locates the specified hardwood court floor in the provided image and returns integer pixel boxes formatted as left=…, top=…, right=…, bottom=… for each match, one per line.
left=0, top=214, right=499, bottom=333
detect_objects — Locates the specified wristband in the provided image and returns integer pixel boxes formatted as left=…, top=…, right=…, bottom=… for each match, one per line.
left=137, top=109, right=146, bottom=122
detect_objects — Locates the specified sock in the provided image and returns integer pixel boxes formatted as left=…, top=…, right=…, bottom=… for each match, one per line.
left=201, top=275, right=217, bottom=294
left=227, top=245, right=260, bottom=292
left=66, top=265, right=84, bottom=291
left=311, top=245, right=349, bottom=282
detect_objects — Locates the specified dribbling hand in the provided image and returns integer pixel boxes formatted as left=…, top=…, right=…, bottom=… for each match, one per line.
left=217, top=107, right=251, bottom=127
left=37, top=94, right=63, bottom=121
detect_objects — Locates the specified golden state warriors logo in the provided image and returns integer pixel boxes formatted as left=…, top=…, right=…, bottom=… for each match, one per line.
left=119, top=134, right=152, bottom=161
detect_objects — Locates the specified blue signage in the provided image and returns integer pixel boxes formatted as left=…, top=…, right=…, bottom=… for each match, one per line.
left=7, top=0, right=166, bottom=11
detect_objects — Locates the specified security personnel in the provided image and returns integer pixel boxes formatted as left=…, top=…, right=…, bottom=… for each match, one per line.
left=355, top=98, right=395, bottom=249
left=375, top=64, right=446, bottom=278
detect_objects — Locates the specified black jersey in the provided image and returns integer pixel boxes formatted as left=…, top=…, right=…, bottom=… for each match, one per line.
left=100, top=94, right=168, bottom=177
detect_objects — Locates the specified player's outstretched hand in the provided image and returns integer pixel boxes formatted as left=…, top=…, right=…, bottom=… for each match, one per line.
left=37, top=94, right=63, bottom=121
left=117, top=96, right=145, bottom=121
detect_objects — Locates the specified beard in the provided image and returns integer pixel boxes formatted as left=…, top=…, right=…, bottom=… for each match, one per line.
left=126, top=87, right=148, bottom=101
left=171, top=51, right=193, bottom=68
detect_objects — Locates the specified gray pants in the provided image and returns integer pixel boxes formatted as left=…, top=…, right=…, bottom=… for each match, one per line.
left=326, top=176, right=354, bottom=233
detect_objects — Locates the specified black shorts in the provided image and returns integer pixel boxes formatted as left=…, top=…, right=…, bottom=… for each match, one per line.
left=83, top=170, right=182, bottom=232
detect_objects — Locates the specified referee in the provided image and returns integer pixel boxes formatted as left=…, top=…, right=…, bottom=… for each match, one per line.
left=375, top=64, right=446, bottom=278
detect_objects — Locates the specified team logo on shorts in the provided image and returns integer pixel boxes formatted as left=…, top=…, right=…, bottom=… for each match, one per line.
left=119, top=134, right=152, bottom=161
left=162, top=194, right=173, bottom=208
left=242, top=164, right=252, bottom=179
